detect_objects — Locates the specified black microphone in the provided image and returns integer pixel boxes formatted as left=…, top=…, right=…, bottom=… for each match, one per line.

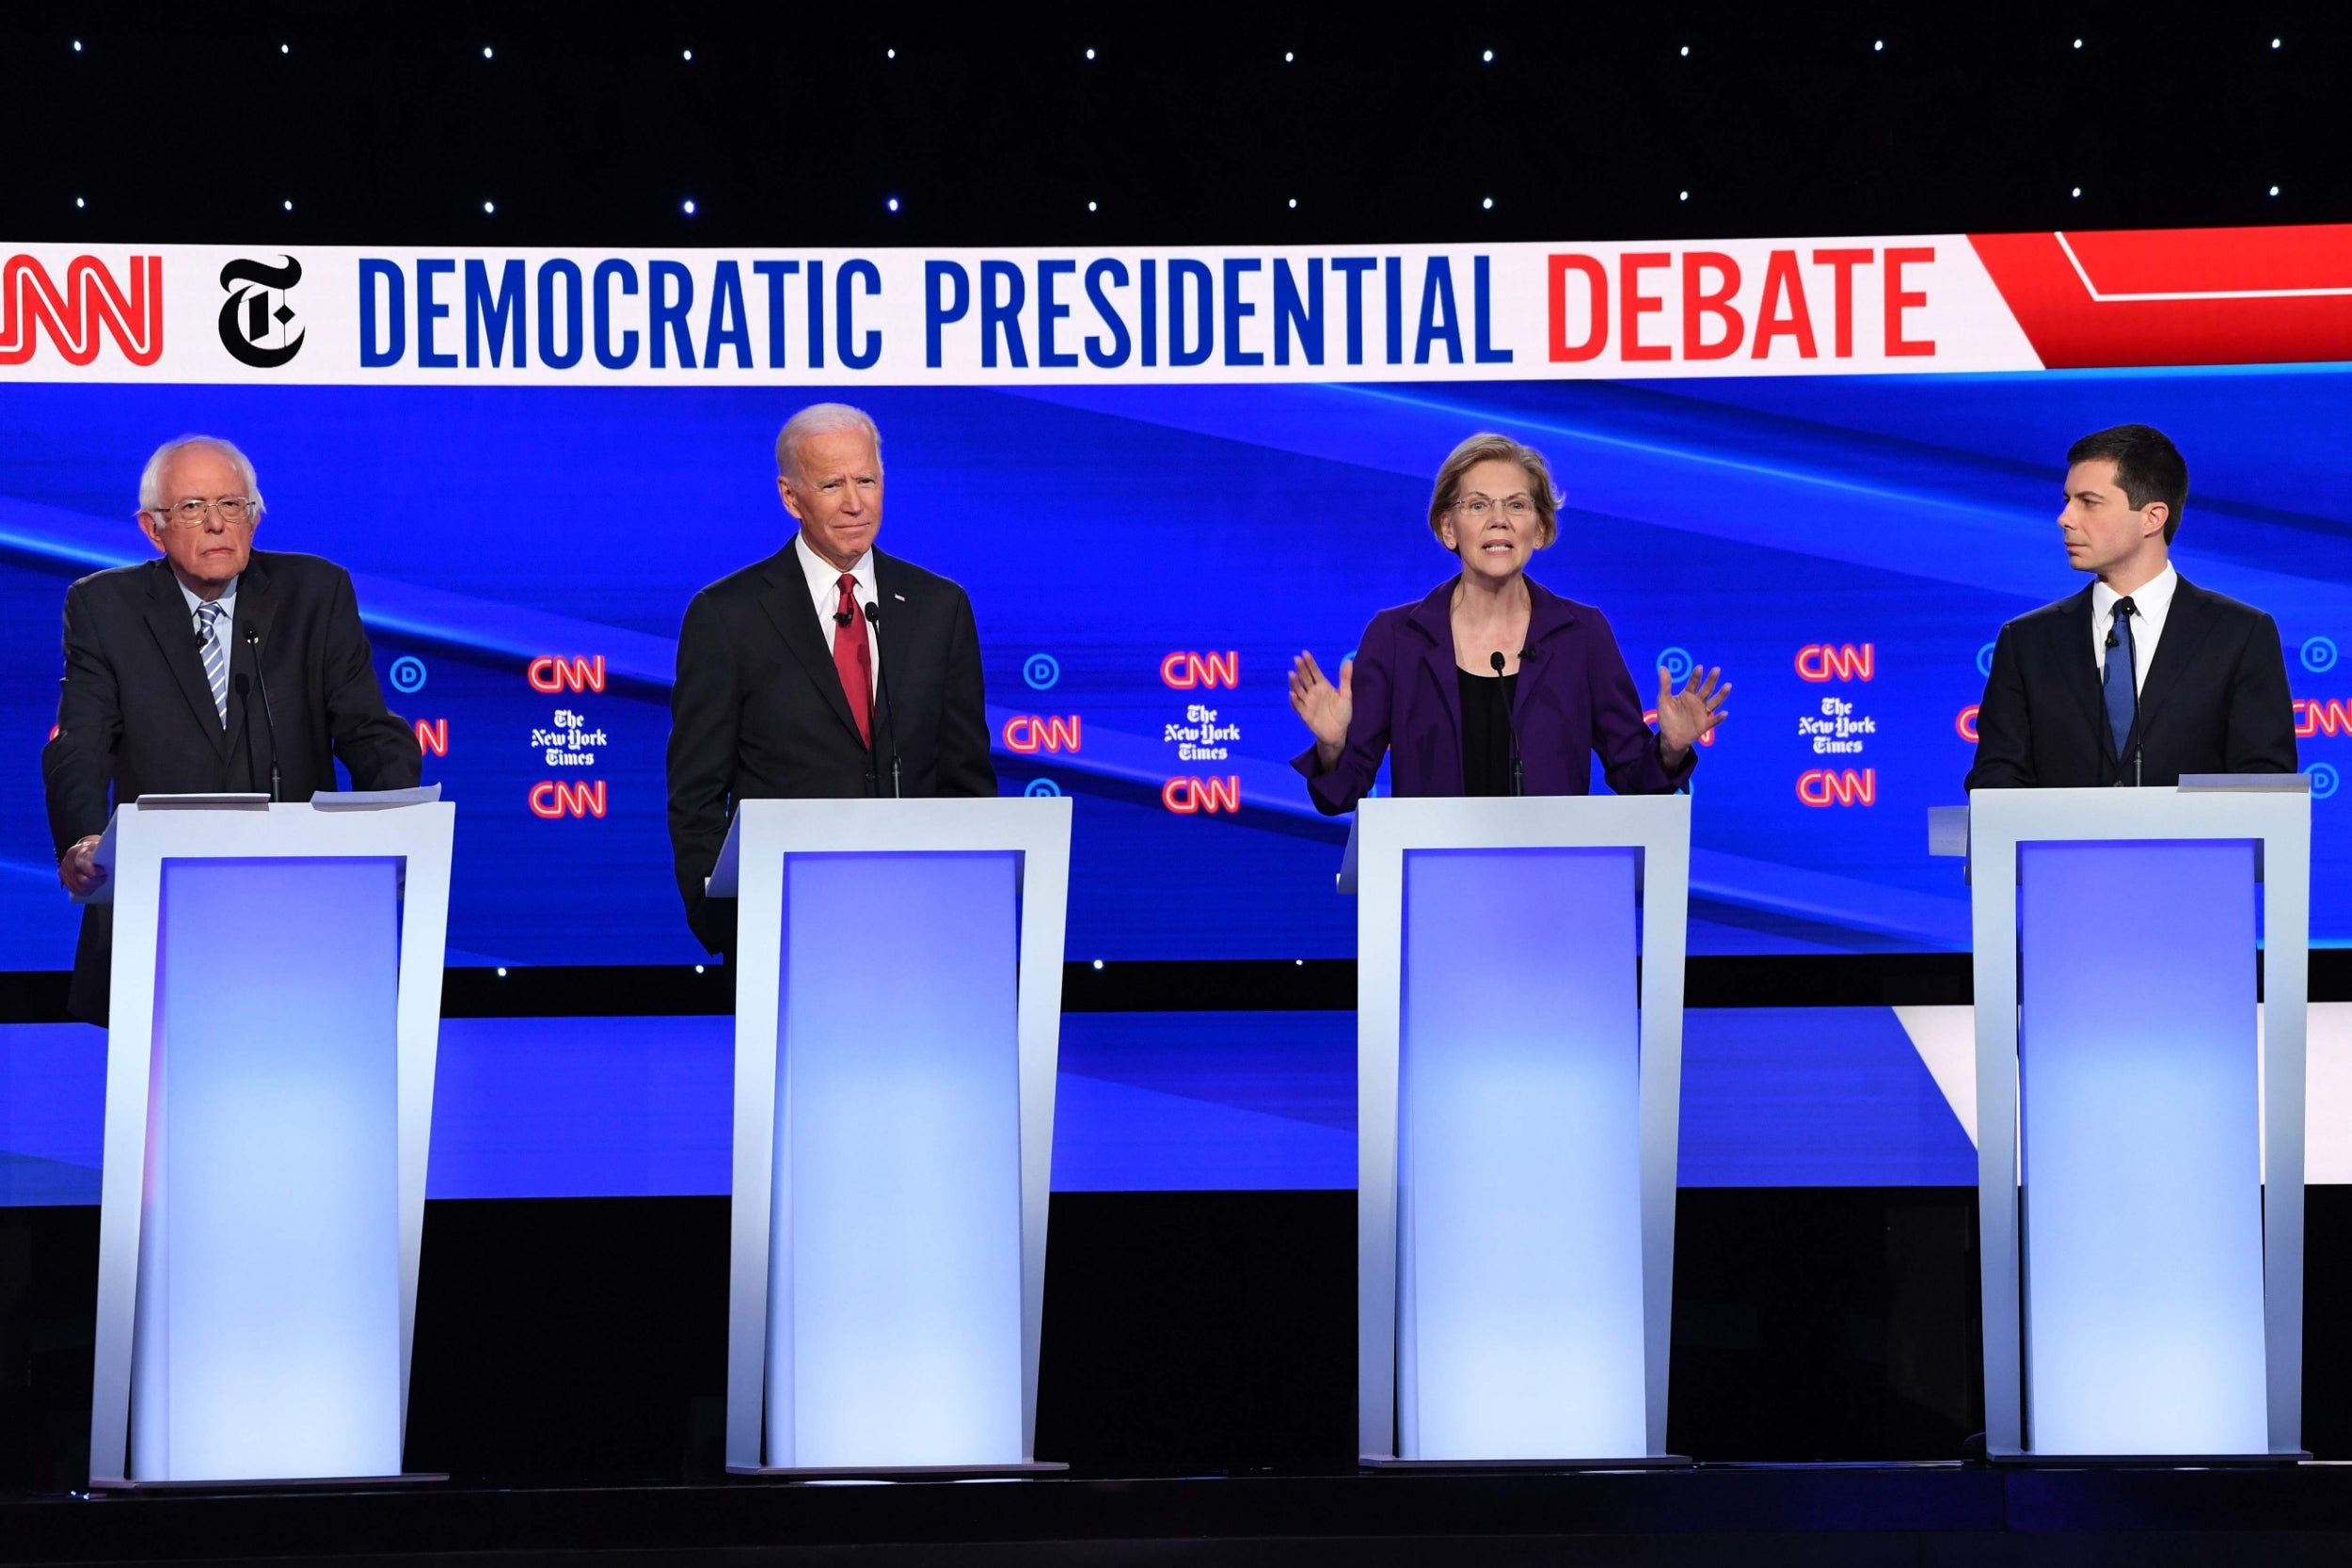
left=863, top=600, right=902, bottom=799
left=243, top=624, right=281, bottom=803
left=834, top=607, right=853, bottom=627
left=1489, top=650, right=1522, bottom=797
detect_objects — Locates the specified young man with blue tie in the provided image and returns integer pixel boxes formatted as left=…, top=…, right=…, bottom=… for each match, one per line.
left=1966, top=424, right=2296, bottom=790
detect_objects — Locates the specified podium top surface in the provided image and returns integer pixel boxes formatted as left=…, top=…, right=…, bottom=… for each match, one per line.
left=707, top=795, right=1073, bottom=897
left=77, top=789, right=452, bottom=905
left=1337, top=793, right=1692, bottom=895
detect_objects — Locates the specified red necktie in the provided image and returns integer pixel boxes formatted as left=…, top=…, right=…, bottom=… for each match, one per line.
left=832, top=573, right=872, bottom=749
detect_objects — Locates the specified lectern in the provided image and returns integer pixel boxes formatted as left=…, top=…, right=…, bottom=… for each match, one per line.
left=1959, top=780, right=2309, bottom=1460
left=1346, top=794, right=1691, bottom=1465
left=709, top=796, right=1072, bottom=1476
left=84, top=792, right=453, bottom=1488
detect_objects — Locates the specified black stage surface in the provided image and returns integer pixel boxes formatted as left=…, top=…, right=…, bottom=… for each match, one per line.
left=8, top=1465, right=2352, bottom=1566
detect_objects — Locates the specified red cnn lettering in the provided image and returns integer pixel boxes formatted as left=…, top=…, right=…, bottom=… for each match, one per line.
left=1751, top=249, right=1819, bottom=359
left=1002, top=715, right=1083, bottom=753
left=1548, top=254, right=1608, bottom=362
left=1682, top=252, right=1743, bottom=360
left=1160, top=652, right=1239, bottom=689
left=1644, top=709, right=1715, bottom=746
left=1883, top=246, right=1934, bottom=356
left=415, top=719, right=449, bottom=756
left=1956, top=705, right=1979, bottom=742
left=1812, top=247, right=1872, bottom=357
left=528, top=655, right=606, bottom=693
left=1619, top=252, right=1671, bottom=362
left=2299, top=698, right=2352, bottom=737
left=1797, top=768, right=1876, bottom=807
left=1794, top=643, right=1875, bottom=682
left=529, top=780, right=607, bottom=818
left=1163, top=776, right=1240, bottom=814
left=0, top=255, right=165, bottom=366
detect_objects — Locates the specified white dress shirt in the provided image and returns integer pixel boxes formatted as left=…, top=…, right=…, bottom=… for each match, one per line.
left=793, top=533, right=880, bottom=688
left=2090, top=562, right=2176, bottom=697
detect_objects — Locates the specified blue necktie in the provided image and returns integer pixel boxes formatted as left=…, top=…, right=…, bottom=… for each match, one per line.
left=2103, top=596, right=2137, bottom=760
left=196, top=601, right=229, bottom=729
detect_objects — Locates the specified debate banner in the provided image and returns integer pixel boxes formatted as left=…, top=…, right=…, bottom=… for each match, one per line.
left=5, top=225, right=2348, bottom=967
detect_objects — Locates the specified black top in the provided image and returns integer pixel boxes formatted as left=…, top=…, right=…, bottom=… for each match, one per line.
left=1457, top=666, right=1518, bottom=797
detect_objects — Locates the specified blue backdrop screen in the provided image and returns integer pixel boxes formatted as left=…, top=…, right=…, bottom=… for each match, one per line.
left=3, top=368, right=2345, bottom=967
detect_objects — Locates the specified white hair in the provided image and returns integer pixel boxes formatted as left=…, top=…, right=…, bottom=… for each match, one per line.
left=138, top=436, right=266, bottom=515
left=774, top=403, right=882, bottom=483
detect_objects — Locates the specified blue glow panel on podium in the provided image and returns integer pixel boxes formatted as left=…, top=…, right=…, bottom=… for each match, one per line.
left=772, top=851, right=1023, bottom=1468
left=137, top=857, right=402, bottom=1481
left=2018, top=840, right=2266, bottom=1455
left=1398, top=847, right=1645, bottom=1460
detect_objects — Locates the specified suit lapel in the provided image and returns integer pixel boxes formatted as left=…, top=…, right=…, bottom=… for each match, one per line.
left=870, top=550, right=910, bottom=735
left=1406, top=580, right=1462, bottom=747
left=2135, top=576, right=2211, bottom=742
left=138, top=562, right=231, bottom=756
left=2057, top=585, right=2108, bottom=757
left=756, top=541, right=864, bottom=746
left=224, top=555, right=276, bottom=754
left=1516, top=577, right=1580, bottom=721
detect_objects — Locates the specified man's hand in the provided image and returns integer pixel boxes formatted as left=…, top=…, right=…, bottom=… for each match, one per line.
left=58, top=836, right=104, bottom=897
left=1657, top=665, right=1730, bottom=763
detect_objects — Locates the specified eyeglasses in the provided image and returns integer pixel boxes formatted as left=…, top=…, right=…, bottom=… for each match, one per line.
left=1451, top=492, right=1536, bottom=523
left=154, top=497, right=259, bottom=529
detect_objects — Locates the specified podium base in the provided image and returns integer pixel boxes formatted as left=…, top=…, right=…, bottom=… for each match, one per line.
left=87, top=1471, right=447, bottom=1493
left=726, top=1461, right=1069, bottom=1481
left=1987, top=1449, right=2309, bottom=1467
left=1360, top=1454, right=1692, bottom=1472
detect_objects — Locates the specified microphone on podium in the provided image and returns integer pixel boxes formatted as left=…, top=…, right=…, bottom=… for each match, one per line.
left=1490, top=650, right=1523, bottom=797
left=862, top=600, right=902, bottom=800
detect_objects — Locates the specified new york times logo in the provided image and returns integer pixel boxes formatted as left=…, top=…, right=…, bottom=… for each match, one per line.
left=218, top=256, right=305, bottom=368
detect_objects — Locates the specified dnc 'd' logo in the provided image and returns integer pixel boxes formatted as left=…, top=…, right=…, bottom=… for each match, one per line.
left=218, top=256, right=306, bottom=368
left=0, top=254, right=164, bottom=366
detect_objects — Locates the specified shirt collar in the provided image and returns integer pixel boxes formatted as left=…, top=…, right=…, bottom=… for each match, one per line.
left=794, top=533, right=874, bottom=604
left=2093, top=562, right=2177, bottom=627
left=177, top=574, right=239, bottom=619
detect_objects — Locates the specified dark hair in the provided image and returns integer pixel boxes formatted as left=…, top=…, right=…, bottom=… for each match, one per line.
left=2066, top=423, right=2187, bottom=545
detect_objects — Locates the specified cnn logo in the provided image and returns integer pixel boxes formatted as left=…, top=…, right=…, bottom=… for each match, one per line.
left=1795, top=643, right=1874, bottom=682
left=1160, top=651, right=1239, bottom=689
left=529, top=656, right=605, bottom=693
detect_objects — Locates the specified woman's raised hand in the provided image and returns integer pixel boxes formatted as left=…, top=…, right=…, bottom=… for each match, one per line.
left=1290, top=650, right=1354, bottom=767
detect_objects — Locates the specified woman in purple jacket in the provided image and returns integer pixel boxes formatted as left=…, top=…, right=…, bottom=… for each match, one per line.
left=1289, top=432, right=1726, bottom=810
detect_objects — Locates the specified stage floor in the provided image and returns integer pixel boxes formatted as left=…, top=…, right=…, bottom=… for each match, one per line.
left=8, top=1464, right=2352, bottom=1566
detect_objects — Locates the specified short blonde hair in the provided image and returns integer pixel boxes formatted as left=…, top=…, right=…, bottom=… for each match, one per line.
left=1426, top=432, right=1560, bottom=550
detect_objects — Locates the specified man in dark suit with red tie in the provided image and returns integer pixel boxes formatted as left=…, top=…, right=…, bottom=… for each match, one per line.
left=665, top=404, right=995, bottom=956
left=1966, top=423, right=2296, bottom=791
left=42, top=436, right=422, bottom=1023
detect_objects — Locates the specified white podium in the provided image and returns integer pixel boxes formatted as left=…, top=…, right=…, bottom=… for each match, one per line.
left=83, top=792, right=454, bottom=1488
left=1959, top=779, right=2310, bottom=1461
left=709, top=796, right=1072, bottom=1476
left=1346, top=794, right=1692, bottom=1465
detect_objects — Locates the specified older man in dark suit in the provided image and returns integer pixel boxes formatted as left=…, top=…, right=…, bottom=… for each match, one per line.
left=42, top=436, right=421, bottom=1023
left=1967, top=423, right=2296, bottom=790
left=665, top=404, right=995, bottom=956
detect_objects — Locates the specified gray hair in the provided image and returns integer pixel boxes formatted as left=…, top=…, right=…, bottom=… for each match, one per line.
left=774, top=403, right=882, bottom=483
left=138, top=436, right=266, bottom=516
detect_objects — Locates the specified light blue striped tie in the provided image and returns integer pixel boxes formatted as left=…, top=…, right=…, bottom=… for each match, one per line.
left=196, top=601, right=229, bottom=728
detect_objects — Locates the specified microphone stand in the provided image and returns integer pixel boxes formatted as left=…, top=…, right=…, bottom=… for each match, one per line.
left=243, top=624, right=281, bottom=802
left=1489, top=650, right=1522, bottom=797
left=863, top=600, right=903, bottom=800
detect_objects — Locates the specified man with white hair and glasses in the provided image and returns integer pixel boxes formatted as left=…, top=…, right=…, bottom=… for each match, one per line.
left=666, top=403, right=994, bottom=956
left=41, top=435, right=421, bottom=1023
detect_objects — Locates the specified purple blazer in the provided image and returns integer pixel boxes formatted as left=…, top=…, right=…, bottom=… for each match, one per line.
left=1293, top=575, right=1695, bottom=814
